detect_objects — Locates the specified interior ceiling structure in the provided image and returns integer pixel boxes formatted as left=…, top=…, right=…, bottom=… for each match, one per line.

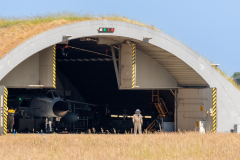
left=63, top=36, right=208, bottom=87
left=134, top=42, right=209, bottom=87
left=56, top=39, right=175, bottom=115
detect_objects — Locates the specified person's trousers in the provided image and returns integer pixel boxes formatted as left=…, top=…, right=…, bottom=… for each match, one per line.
left=134, top=123, right=142, bottom=134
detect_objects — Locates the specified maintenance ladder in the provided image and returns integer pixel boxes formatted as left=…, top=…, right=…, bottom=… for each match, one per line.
left=146, top=90, right=171, bottom=132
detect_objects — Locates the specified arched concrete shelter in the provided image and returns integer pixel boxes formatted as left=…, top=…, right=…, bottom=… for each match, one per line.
left=0, top=20, right=239, bottom=132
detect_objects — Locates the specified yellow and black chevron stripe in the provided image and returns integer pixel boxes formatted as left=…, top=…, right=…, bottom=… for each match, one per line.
left=212, top=88, right=217, bottom=133
left=53, top=45, right=56, bottom=89
left=132, top=43, right=136, bottom=89
left=3, top=87, right=7, bottom=135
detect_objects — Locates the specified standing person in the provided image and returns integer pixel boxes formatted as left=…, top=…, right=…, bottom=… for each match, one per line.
left=132, top=109, right=143, bottom=135
left=7, top=109, right=15, bottom=133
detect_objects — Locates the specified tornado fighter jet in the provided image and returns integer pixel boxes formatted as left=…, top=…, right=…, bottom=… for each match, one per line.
left=11, top=90, right=96, bottom=122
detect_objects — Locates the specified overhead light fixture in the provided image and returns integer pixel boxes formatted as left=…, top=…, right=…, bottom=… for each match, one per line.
left=62, top=35, right=72, bottom=39
left=125, top=40, right=132, bottom=46
left=28, top=85, right=44, bottom=87
left=98, top=28, right=115, bottom=33
left=143, top=37, right=152, bottom=43
left=211, top=64, right=220, bottom=67
left=62, top=35, right=72, bottom=42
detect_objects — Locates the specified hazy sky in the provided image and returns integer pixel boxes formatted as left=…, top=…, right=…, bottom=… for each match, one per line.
left=1, top=0, right=239, bottom=76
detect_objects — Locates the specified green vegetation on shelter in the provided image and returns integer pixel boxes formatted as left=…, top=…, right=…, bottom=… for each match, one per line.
left=232, top=72, right=240, bottom=85
left=0, top=12, right=158, bottom=30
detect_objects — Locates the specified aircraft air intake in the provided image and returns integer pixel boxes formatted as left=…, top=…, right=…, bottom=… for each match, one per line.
left=52, top=101, right=68, bottom=117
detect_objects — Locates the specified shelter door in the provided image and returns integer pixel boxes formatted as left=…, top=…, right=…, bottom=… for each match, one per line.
left=177, top=88, right=214, bottom=132
left=120, top=44, right=134, bottom=89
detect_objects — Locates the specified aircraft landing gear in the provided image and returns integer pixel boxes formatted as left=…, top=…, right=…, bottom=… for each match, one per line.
left=45, top=117, right=53, bottom=133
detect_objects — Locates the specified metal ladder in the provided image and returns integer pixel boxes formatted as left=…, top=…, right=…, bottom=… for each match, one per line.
left=145, top=90, right=171, bottom=132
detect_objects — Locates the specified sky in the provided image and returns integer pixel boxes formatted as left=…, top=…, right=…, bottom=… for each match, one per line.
left=1, top=0, right=239, bottom=76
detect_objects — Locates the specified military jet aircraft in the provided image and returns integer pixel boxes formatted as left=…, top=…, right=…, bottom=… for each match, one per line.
left=10, top=89, right=96, bottom=122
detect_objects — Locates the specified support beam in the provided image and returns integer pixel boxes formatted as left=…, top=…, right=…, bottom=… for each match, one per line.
left=57, top=58, right=115, bottom=62
left=170, top=89, right=175, bottom=97
left=174, top=89, right=177, bottom=132
left=111, top=45, right=120, bottom=88
left=170, top=89, right=178, bottom=132
left=118, top=44, right=121, bottom=87
left=57, top=58, right=116, bottom=62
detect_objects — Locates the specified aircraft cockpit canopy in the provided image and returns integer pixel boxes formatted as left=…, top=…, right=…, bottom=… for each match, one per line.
left=46, top=90, right=60, bottom=99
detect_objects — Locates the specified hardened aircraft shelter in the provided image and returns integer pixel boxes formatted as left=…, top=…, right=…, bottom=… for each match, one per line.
left=0, top=20, right=239, bottom=134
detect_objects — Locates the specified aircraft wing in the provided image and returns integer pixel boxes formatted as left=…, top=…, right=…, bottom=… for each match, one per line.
left=65, top=99, right=97, bottom=106
left=8, top=97, right=32, bottom=102
left=8, top=99, right=18, bottom=102
left=36, top=98, right=52, bottom=103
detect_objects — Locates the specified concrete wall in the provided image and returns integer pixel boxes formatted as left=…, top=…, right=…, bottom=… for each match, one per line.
left=135, top=49, right=178, bottom=89
left=0, top=86, right=5, bottom=135
left=0, top=20, right=239, bottom=132
left=0, top=53, right=40, bottom=87
left=177, top=88, right=213, bottom=132
left=39, top=46, right=54, bottom=88
left=120, top=44, right=178, bottom=89
left=0, top=46, right=53, bottom=88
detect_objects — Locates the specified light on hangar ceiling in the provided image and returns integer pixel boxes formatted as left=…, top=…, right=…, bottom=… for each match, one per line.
left=98, top=28, right=114, bottom=33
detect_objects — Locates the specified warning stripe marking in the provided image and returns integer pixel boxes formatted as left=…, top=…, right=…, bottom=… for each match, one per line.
left=212, top=88, right=217, bottom=133
left=53, top=45, right=56, bottom=89
left=3, top=87, right=8, bottom=135
left=131, top=43, right=136, bottom=89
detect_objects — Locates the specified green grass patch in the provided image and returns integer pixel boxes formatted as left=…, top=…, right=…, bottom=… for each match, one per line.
left=204, top=58, right=240, bottom=90
left=0, top=12, right=158, bottom=30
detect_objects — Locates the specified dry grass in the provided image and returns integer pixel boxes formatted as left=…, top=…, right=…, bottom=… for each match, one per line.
left=204, top=58, right=240, bottom=90
left=212, top=66, right=240, bottom=90
left=0, top=13, right=158, bottom=59
left=0, top=132, right=239, bottom=160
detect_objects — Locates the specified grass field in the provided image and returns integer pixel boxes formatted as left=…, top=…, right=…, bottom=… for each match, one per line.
left=0, top=132, right=239, bottom=160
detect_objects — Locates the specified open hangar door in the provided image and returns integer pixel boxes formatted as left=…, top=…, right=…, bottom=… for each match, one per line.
left=177, top=88, right=215, bottom=133
left=0, top=37, right=176, bottom=134
left=0, top=35, right=214, bottom=133
left=56, top=37, right=176, bottom=133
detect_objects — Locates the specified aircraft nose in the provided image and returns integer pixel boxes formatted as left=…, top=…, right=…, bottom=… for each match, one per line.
left=53, top=101, right=68, bottom=117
